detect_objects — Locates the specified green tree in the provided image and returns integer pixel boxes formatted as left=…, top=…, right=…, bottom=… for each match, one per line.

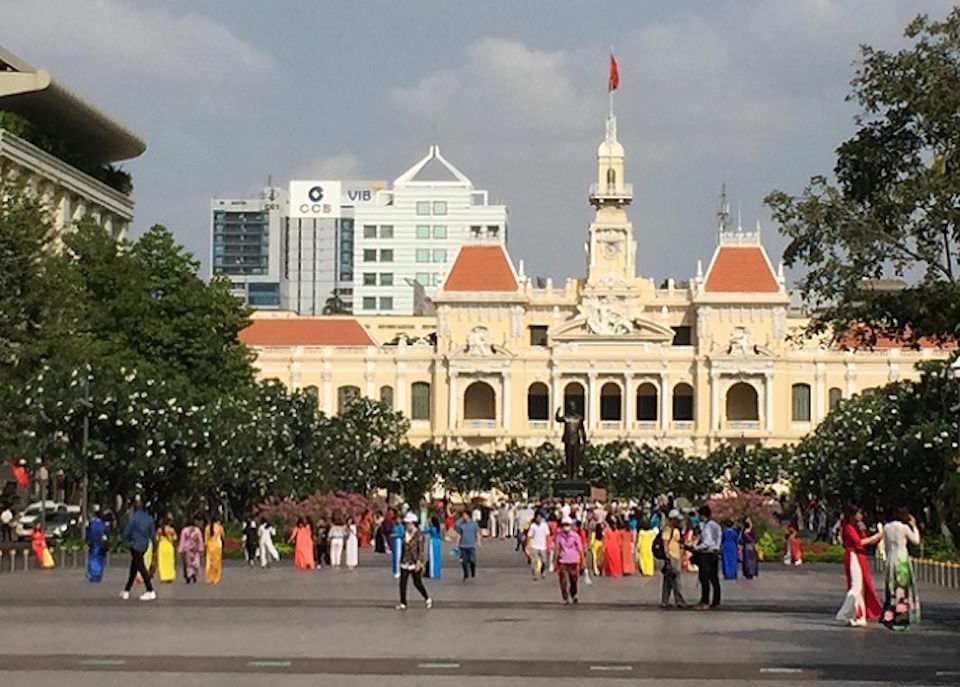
left=766, top=9, right=960, bottom=344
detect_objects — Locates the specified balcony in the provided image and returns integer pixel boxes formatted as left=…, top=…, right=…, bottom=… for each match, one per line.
left=589, top=182, right=634, bottom=200
left=723, top=420, right=762, bottom=431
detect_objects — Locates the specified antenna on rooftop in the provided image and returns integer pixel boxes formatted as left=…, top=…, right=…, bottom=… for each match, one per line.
left=717, top=183, right=730, bottom=233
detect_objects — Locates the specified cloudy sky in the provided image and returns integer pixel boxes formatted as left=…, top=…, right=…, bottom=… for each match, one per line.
left=2, top=0, right=955, bottom=283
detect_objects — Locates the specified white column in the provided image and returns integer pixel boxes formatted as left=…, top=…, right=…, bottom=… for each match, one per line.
left=587, top=373, right=599, bottom=430
left=765, top=372, right=774, bottom=432
left=710, top=372, right=720, bottom=432
left=845, top=362, right=856, bottom=397
left=659, top=373, right=670, bottom=431
left=395, top=362, right=407, bottom=415
left=814, top=363, right=826, bottom=422
left=624, top=374, right=635, bottom=429
left=551, top=373, right=562, bottom=418
left=501, top=372, right=511, bottom=429
left=321, top=371, right=333, bottom=414
left=448, top=372, right=458, bottom=430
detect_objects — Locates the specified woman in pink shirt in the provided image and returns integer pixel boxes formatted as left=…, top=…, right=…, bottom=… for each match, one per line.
left=554, top=516, right=585, bottom=605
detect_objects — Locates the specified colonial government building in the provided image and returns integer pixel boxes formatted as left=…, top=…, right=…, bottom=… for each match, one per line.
left=240, top=107, right=950, bottom=454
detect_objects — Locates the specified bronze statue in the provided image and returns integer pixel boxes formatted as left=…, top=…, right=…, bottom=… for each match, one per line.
left=555, top=400, right=586, bottom=479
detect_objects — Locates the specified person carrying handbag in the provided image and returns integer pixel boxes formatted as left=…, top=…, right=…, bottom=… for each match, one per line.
left=397, top=512, right=432, bottom=610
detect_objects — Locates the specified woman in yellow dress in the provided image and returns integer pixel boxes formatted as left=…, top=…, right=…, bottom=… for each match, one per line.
left=155, top=518, right=178, bottom=583
left=637, top=525, right=656, bottom=577
left=204, top=517, right=224, bottom=585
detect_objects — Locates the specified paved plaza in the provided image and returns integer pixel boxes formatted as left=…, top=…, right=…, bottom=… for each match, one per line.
left=1, top=539, right=958, bottom=686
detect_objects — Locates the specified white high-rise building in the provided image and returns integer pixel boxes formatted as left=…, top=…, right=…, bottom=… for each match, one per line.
left=352, top=146, right=508, bottom=316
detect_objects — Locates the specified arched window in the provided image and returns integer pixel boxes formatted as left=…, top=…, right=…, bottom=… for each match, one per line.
left=792, top=383, right=812, bottom=422
left=828, top=387, right=842, bottom=411
left=672, top=383, right=695, bottom=421
left=600, top=382, right=622, bottom=421
left=337, top=385, right=360, bottom=414
left=463, top=381, right=496, bottom=420
left=563, top=381, right=586, bottom=419
left=636, top=383, right=658, bottom=421
left=411, top=382, right=431, bottom=421
left=606, top=167, right=616, bottom=186
left=725, top=382, right=759, bottom=421
left=303, top=385, right=319, bottom=406
left=527, top=382, right=549, bottom=421
left=379, top=385, right=394, bottom=409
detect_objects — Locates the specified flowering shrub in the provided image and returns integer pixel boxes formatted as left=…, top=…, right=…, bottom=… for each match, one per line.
left=708, top=491, right=779, bottom=534
left=255, top=492, right=384, bottom=536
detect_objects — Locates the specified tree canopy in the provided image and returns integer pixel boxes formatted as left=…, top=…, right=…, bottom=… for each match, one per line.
left=766, top=9, right=960, bottom=345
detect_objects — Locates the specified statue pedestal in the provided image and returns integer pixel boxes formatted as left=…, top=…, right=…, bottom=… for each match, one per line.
left=553, top=479, right=592, bottom=498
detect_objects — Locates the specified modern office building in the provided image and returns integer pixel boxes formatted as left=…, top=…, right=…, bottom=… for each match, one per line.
left=351, top=145, right=508, bottom=315
left=211, top=187, right=286, bottom=308
left=0, top=45, right=145, bottom=239
left=239, top=106, right=954, bottom=454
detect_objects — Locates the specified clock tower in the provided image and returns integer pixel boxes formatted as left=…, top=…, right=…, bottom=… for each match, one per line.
left=586, top=110, right=636, bottom=285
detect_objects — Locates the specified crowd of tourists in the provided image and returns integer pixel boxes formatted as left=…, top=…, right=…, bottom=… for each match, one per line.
left=30, top=491, right=920, bottom=631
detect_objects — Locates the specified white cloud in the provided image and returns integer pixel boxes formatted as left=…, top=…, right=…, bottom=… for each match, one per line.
left=2, top=0, right=279, bottom=117
left=292, top=153, right=366, bottom=181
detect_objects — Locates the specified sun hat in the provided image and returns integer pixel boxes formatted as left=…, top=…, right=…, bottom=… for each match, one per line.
left=403, top=512, right=419, bottom=523
left=561, top=516, right=573, bottom=525
left=668, top=509, right=681, bottom=519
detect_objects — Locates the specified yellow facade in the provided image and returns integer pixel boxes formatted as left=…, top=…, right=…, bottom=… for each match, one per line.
left=246, top=113, right=950, bottom=454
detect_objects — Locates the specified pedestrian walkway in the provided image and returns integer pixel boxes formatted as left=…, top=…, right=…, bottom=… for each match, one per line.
left=0, top=540, right=958, bottom=687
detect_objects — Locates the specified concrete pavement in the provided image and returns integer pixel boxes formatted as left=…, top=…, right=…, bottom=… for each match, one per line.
left=0, top=539, right=958, bottom=686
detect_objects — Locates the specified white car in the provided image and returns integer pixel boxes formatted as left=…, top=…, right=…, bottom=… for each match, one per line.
left=15, top=501, right=80, bottom=541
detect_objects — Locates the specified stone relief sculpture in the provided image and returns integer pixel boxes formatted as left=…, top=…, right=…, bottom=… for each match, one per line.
left=465, top=326, right=493, bottom=356
left=728, top=326, right=755, bottom=356
left=578, top=297, right=633, bottom=335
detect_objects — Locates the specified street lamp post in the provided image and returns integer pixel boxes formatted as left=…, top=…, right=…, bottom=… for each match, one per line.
left=79, top=373, right=92, bottom=528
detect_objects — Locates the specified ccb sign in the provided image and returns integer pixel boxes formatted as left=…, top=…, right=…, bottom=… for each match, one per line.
left=289, top=180, right=342, bottom=219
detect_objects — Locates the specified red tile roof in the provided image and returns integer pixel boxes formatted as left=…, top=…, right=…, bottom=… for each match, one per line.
left=238, top=318, right=374, bottom=346
left=442, top=245, right=518, bottom=292
left=703, top=246, right=780, bottom=293
left=835, top=326, right=957, bottom=350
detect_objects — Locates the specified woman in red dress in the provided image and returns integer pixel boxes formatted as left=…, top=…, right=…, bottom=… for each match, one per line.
left=358, top=510, right=372, bottom=549
left=836, top=505, right=883, bottom=627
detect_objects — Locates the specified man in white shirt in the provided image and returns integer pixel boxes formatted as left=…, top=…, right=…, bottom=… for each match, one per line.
left=0, top=507, right=13, bottom=541
left=692, top=505, right=723, bottom=609
left=527, top=513, right=551, bottom=580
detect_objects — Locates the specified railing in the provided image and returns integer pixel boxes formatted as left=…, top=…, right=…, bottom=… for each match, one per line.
left=634, top=421, right=658, bottom=431
left=589, top=182, right=634, bottom=198
left=671, top=421, right=694, bottom=432
left=461, top=420, right=496, bottom=430
left=873, top=555, right=960, bottom=589
left=528, top=420, right=550, bottom=430
left=599, top=421, right=622, bottom=431
left=0, top=545, right=103, bottom=573
left=724, top=420, right=761, bottom=431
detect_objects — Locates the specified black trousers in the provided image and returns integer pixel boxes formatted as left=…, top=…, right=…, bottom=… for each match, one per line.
left=697, top=553, right=720, bottom=607
left=399, top=568, right=429, bottom=605
left=125, top=549, right=154, bottom=592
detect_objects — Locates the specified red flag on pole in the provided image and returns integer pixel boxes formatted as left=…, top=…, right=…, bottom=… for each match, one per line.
left=608, top=53, right=619, bottom=92
left=11, top=461, right=28, bottom=489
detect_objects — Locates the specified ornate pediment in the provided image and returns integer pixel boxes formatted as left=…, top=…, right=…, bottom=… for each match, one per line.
left=446, top=326, right=514, bottom=366
left=550, top=297, right=674, bottom=343
left=715, top=326, right=775, bottom=358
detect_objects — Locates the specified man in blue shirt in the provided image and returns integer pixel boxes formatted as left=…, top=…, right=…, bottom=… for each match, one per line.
left=120, top=497, right=156, bottom=601
left=691, top=504, right=722, bottom=609
left=454, top=510, right=481, bottom=580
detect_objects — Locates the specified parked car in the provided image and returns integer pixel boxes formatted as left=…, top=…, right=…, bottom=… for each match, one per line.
left=14, top=501, right=80, bottom=541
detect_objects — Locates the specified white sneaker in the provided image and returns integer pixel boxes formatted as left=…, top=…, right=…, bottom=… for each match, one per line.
left=139, top=591, right=156, bottom=601
left=120, top=591, right=130, bottom=600
left=396, top=604, right=407, bottom=610
left=425, top=598, right=432, bottom=609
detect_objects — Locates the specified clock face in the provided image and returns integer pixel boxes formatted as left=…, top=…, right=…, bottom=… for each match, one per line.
left=602, top=241, right=619, bottom=258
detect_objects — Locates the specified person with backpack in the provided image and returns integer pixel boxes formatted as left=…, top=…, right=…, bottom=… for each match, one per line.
left=658, top=509, right=687, bottom=609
